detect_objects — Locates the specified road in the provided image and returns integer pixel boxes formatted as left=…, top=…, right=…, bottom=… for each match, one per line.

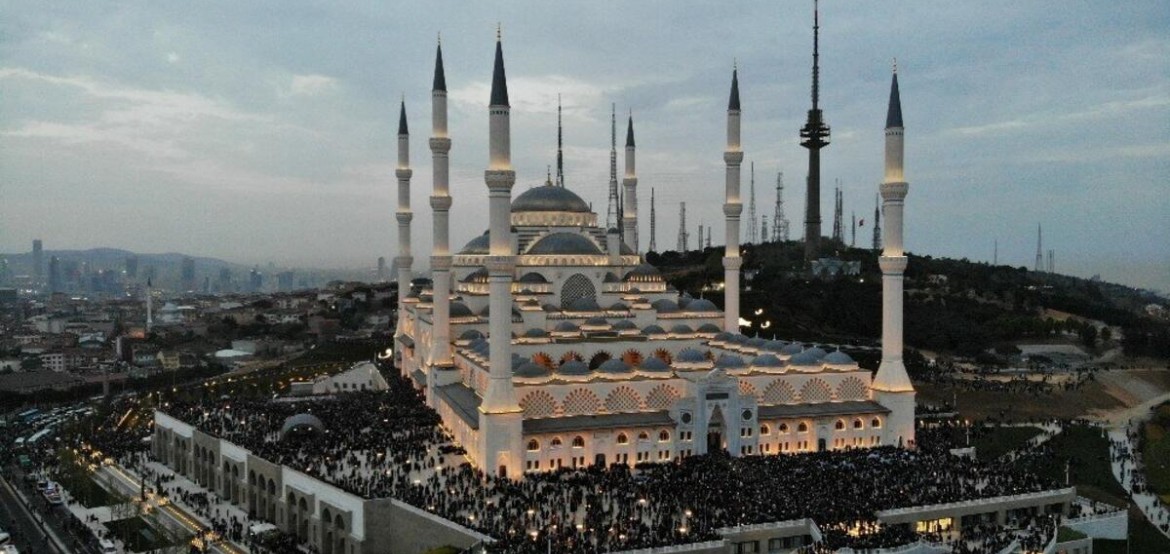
left=0, top=473, right=69, bottom=553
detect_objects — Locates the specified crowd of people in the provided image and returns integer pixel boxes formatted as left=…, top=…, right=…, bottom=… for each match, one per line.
left=146, top=365, right=1071, bottom=553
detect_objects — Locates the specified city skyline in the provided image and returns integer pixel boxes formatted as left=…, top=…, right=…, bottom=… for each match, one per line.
left=1, top=2, right=1168, bottom=292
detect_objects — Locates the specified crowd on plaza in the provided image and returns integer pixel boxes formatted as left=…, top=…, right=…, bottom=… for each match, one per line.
left=1111, top=424, right=1170, bottom=536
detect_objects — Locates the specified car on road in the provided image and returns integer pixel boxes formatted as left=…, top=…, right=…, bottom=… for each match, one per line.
left=99, top=538, right=119, bottom=553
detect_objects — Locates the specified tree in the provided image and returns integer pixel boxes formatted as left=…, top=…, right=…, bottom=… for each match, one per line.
left=1100, top=326, right=1112, bottom=344
left=1079, top=324, right=1098, bottom=349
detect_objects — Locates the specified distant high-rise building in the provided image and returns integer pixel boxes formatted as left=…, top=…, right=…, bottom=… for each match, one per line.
left=32, top=239, right=43, bottom=284
left=181, top=257, right=196, bottom=291
left=249, top=267, right=263, bottom=293
left=278, top=271, right=295, bottom=291
left=677, top=202, right=688, bottom=251
left=218, top=268, right=233, bottom=293
left=48, top=255, right=62, bottom=293
left=377, top=256, right=387, bottom=281
left=125, top=255, right=139, bottom=279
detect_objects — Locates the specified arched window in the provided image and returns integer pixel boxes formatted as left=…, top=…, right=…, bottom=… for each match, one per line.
left=778, top=423, right=789, bottom=433
left=616, top=433, right=629, bottom=445
left=797, top=422, right=808, bottom=433
left=853, top=419, right=864, bottom=430
left=572, top=436, right=585, bottom=448
left=550, top=437, right=563, bottom=448
left=871, top=418, right=882, bottom=429
left=760, top=424, right=771, bottom=435
left=638, top=431, right=650, bottom=441
left=658, top=430, right=671, bottom=442
left=835, top=420, right=846, bottom=430
left=527, top=439, right=540, bottom=451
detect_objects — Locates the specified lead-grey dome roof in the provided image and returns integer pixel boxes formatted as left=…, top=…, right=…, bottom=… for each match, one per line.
left=554, top=321, right=580, bottom=332
left=450, top=302, right=474, bottom=318
left=676, top=348, right=707, bottom=363
left=459, top=329, right=484, bottom=341
left=598, top=359, right=632, bottom=374
left=280, top=413, right=324, bottom=438
left=642, top=324, right=667, bottom=336
left=612, top=320, right=637, bottom=330
left=512, top=185, right=591, bottom=213
left=824, top=350, right=855, bottom=364
left=623, top=263, right=663, bottom=282
left=651, top=299, right=679, bottom=313
left=557, top=360, right=590, bottom=375
left=780, top=342, right=805, bottom=355
left=714, top=354, right=746, bottom=368
left=514, top=362, right=551, bottom=378
left=458, top=232, right=490, bottom=255
left=687, top=299, right=718, bottom=312
left=751, top=354, right=783, bottom=367
left=518, top=272, right=549, bottom=284
left=639, top=357, right=671, bottom=372
left=789, top=350, right=822, bottom=366
left=527, top=233, right=603, bottom=255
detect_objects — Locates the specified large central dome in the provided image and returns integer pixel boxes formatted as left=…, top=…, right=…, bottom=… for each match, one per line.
left=512, top=185, right=591, bottom=213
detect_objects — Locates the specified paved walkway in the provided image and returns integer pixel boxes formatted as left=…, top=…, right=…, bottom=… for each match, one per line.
left=1108, top=422, right=1170, bottom=539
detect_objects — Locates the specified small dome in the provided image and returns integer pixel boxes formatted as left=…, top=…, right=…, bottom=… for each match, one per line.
left=608, top=302, right=629, bottom=311
left=804, top=346, right=829, bottom=360
left=651, top=299, right=679, bottom=313
left=612, top=320, right=638, bottom=330
left=459, top=329, right=484, bottom=341
left=670, top=324, right=694, bottom=334
left=512, top=185, right=591, bottom=213
left=598, top=359, right=632, bottom=374
left=474, top=342, right=491, bottom=356
left=639, top=357, right=671, bottom=372
left=747, top=337, right=768, bottom=348
left=468, top=337, right=486, bottom=349
left=419, top=293, right=433, bottom=303
left=789, top=350, right=822, bottom=366
left=512, top=356, right=527, bottom=370
left=752, top=354, right=784, bottom=367
left=523, top=328, right=549, bottom=338
left=764, top=340, right=788, bottom=351
left=697, top=323, right=722, bottom=333
left=731, top=334, right=750, bottom=344
left=458, top=232, right=490, bottom=255
left=687, top=299, right=718, bottom=312
left=460, top=267, right=489, bottom=284
left=824, top=350, right=855, bottom=364
left=406, top=289, right=420, bottom=298
left=623, top=263, right=663, bottom=282
left=522, top=298, right=540, bottom=307
left=450, top=302, right=474, bottom=318
left=518, top=272, right=549, bottom=284
left=714, top=354, right=746, bottom=368
left=603, top=272, right=621, bottom=283
left=557, top=360, right=591, bottom=376
left=642, top=324, right=667, bottom=336
left=542, top=303, right=560, bottom=312
left=566, top=296, right=601, bottom=312
left=584, top=317, right=609, bottom=326
left=514, top=362, right=551, bottom=378
left=554, top=321, right=580, bottom=332
left=676, top=348, right=707, bottom=363
left=527, top=233, right=603, bottom=255
left=677, top=294, right=693, bottom=309
left=780, top=342, right=805, bottom=355
left=713, top=331, right=735, bottom=342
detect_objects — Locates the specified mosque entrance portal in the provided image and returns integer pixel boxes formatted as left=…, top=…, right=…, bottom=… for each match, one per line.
left=594, top=453, right=607, bottom=467
left=707, top=431, right=723, bottom=453
left=817, top=438, right=827, bottom=452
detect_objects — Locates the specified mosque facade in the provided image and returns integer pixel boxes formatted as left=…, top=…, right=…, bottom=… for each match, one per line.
left=394, top=35, right=916, bottom=479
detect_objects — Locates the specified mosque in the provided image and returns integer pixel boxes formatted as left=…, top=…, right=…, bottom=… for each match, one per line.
left=392, top=31, right=916, bottom=478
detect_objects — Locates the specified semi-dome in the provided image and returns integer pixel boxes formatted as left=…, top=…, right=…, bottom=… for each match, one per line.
left=751, top=354, right=784, bottom=367
left=642, top=324, right=667, bottom=336
left=714, top=354, right=746, bottom=368
left=527, top=232, right=603, bottom=255
left=687, top=299, right=718, bottom=312
left=514, top=362, right=551, bottom=379
left=639, top=357, right=671, bottom=372
left=460, top=267, right=489, bottom=283
left=458, top=232, right=490, bottom=255
left=603, top=272, right=621, bottom=283
left=554, top=321, right=580, bottom=332
left=676, top=348, right=707, bottom=363
left=824, top=350, right=855, bottom=365
left=764, top=340, right=788, bottom=351
left=518, top=272, right=549, bottom=284
left=459, top=329, right=484, bottom=341
left=713, top=331, right=735, bottom=342
left=747, top=337, right=768, bottom=348
left=623, top=263, right=663, bottom=282
left=670, top=324, right=694, bottom=334
left=608, top=302, right=629, bottom=311
left=731, top=334, right=750, bottom=344
left=450, top=302, right=474, bottom=318
left=804, top=346, right=829, bottom=360
left=557, top=360, right=591, bottom=376
left=612, top=320, right=638, bottom=331
left=512, top=185, right=591, bottom=213
left=583, top=317, right=609, bottom=327
left=780, top=342, right=805, bottom=355
left=522, top=328, right=549, bottom=338
left=597, top=359, right=632, bottom=374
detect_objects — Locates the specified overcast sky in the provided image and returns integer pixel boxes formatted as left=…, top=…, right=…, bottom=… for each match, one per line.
left=2, top=2, right=1167, bottom=292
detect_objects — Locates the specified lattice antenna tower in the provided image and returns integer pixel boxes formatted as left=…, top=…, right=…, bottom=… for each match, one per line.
left=831, top=181, right=843, bottom=243
left=606, top=104, right=619, bottom=230
left=748, top=161, right=758, bottom=243
left=761, top=215, right=769, bottom=244
left=773, top=171, right=790, bottom=242
left=1034, top=224, right=1043, bottom=272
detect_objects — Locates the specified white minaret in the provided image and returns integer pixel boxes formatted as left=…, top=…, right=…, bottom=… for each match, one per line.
left=622, top=112, right=638, bottom=252
left=395, top=99, right=413, bottom=339
left=145, top=278, right=154, bottom=332
left=428, top=39, right=455, bottom=372
left=722, top=65, right=744, bottom=333
left=478, top=30, right=523, bottom=478
left=871, top=64, right=916, bottom=448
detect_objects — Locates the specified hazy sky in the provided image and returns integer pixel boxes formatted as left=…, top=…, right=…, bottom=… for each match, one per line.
left=2, top=2, right=1167, bottom=292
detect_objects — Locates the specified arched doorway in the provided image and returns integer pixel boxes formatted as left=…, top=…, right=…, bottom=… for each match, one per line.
left=707, top=405, right=726, bottom=453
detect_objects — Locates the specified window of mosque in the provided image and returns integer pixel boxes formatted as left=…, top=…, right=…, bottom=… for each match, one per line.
left=871, top=418, right=882, bottom=428
left=778, top=423, right=789, bottom=433
left=658, top=430, right=671, bottom=442
left=741, top=409, right=753, bottom=421
left=527, top=439, right=540, bottom=451
left=915, top=518, right=953, bottom=534
left=797, top=422, right=808, bottom=433
left=835, top=420, right=846, bottom=430
left=681, top=412, right=693, bottom=424
left=760, top=424, right=770, bottom=435
left=853, top=419, right=864, bottom=430
left=572, top=436, right=585, bottom=448
left=638, top=431, right=650, bottom=441
left=550, top=437, right=563, bottom=448
left=616, top=433, right=629, bottom=445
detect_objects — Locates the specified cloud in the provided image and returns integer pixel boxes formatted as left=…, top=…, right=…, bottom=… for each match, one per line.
left=287, top=74, right=338, bottom=97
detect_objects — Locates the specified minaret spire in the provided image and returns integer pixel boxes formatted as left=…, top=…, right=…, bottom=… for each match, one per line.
left=722, top=63, right=744, bottom=337
left=622, top=110, right=639, bottom=251
left=606, top=104, right=619, bottom=230
left=801, top=0, right=831, bottom=261
left=556, top=94, right=565, bottom=187
left=394, top=99, right=414, bottom=340
left=427, top=33, right=455, bottom=373
left=649, top=187, right=657, bottom=253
